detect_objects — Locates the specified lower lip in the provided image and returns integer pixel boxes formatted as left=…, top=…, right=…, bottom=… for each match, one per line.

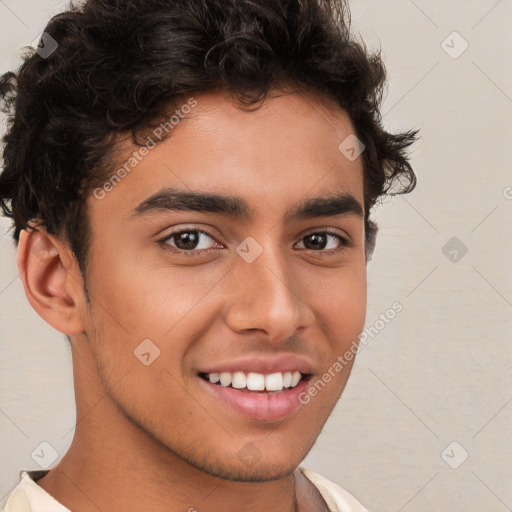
left=197, top=375, right=311, bottom=422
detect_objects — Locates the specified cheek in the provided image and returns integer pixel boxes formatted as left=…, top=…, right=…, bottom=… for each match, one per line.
left=298, top=266, right=367, bottom=411
left=82, top=253, right=228, bottom=400
left=307, top=262, right=367, bottom=347
left=86, top=249, right=219, bottom=337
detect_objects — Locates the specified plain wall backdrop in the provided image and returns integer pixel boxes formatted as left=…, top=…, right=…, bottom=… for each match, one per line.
left=1, top=1, right=511, bottom=511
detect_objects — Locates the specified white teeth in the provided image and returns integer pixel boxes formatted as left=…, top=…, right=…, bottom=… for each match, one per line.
left=219, top=372, right=232, bottom=387
left=265, top=372, right=284, bottom=391
left=205, top=371, right=304, bottom=391
left=231, top=371, right=247, bottom=389
left=246, top=372, right=265, bottom=390
left=208, top=373, right=220, bottom=384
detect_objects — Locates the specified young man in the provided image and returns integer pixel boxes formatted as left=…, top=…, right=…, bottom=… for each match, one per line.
left=0, top=0, right=417, bottom=510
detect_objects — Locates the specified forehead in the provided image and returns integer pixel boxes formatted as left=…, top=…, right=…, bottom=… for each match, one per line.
left=88, top=88, right=365, bottom=223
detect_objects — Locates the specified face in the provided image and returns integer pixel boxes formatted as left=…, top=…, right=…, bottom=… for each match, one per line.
left=79, top=88, right=367, bottom=482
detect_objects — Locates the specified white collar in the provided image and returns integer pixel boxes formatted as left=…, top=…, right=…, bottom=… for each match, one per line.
left=3, top=467, right=369, bottom=512
left=3, top=470, right=71, bottom=512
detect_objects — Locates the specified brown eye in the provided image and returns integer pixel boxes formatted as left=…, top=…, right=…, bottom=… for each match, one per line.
left=163, top=229, right=217, bottom=252
left=296, top=231, right=349, bottom=252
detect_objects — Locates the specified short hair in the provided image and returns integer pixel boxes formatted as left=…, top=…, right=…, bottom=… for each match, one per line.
left=0, top=0, right=417, bottom=279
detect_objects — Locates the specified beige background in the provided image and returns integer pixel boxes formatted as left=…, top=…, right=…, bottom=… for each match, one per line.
left=1, top=1, right=511, bottom=510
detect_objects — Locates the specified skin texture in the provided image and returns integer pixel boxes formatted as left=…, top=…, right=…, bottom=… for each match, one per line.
left=17, top=88, right=368, bottom=512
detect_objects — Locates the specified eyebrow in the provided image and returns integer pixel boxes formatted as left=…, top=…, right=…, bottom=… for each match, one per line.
left=131, top=187, right=364, bottom=222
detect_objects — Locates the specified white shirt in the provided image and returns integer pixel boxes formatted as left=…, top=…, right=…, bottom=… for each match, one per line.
left=2, top=467, right=370, bottom=512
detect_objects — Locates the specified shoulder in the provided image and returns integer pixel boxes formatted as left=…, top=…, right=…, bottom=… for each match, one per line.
left=298, top=467, right=371, bottom=512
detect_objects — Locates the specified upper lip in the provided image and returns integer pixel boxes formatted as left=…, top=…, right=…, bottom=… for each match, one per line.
left=197, top=354, right=315, bottom=375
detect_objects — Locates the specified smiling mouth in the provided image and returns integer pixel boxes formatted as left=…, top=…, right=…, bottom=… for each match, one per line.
left=198, top=371, right=311, bottom=394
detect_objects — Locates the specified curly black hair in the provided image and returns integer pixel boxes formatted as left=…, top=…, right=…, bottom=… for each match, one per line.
left=0, top=0, right=417, bottom=279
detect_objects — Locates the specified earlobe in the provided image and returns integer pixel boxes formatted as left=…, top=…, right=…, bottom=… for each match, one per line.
left=17, top=228, right=85, bottom=335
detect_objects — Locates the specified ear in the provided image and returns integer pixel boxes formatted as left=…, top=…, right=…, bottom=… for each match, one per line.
left=17, top=227, right=86, bottom=335
left=365, top=219, right=378, bottom=263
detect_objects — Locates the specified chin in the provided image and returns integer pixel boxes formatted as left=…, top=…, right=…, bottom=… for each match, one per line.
left=209, top=465, right=297, bottom=483
left=192, top=454, right=300, bottom=483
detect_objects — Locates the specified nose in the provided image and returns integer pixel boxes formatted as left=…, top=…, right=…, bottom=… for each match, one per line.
left=224, top=240, right=312, bottom=343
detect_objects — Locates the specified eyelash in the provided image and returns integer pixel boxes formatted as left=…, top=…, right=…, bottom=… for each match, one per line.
left=158, top=227, right=354, bottom=257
